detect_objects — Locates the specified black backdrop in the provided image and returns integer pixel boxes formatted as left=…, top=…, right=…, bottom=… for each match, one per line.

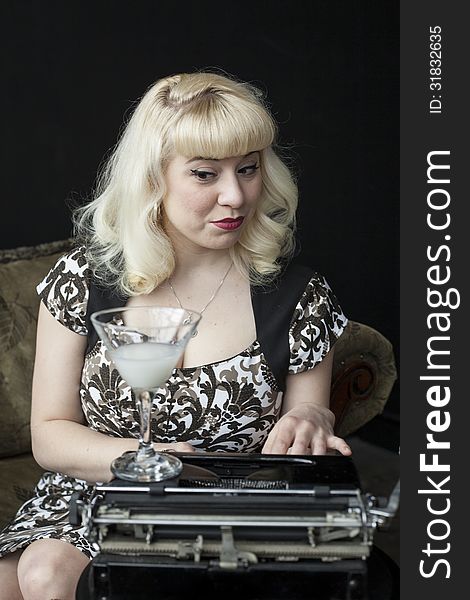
left=2, top=1, right=399, bottom=446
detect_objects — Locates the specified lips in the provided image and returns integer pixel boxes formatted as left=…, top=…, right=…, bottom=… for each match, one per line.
left=211, top=217, right=244, bottom=230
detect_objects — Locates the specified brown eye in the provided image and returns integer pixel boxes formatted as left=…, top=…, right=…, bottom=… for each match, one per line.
left=190, top=169, right=216, bottom=181
left=238, top=164, right=260, bottom=175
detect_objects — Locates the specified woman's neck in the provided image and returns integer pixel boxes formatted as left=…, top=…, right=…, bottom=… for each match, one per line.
left=171, top=248, right=233, bottom=282
left=167, top=234, right=233, bottom=281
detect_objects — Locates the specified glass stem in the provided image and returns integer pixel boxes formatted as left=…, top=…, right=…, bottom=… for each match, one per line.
left=135, top=389, right=156, bottom=460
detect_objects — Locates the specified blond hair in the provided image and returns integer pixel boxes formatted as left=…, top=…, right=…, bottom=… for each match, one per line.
left=73, top=71, right=298, bottom=295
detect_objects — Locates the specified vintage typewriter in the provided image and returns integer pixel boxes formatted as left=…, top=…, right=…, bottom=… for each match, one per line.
left=72, top=453, right=399, bottom=600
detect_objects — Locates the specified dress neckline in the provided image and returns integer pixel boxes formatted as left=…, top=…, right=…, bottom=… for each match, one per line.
left=172, top=339, right=259, bottom=373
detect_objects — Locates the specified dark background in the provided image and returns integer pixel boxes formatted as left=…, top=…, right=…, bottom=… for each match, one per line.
left=2, top=0, right=399, bottom=449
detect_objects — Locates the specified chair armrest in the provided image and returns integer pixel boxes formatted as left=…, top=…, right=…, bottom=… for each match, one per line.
left=330, top=321, right=397, bottom=438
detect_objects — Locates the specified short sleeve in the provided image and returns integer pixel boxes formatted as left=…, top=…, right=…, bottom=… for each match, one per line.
left=36, top=247, right=90, bottom=335
left=288, top=273, right=348, bottom=374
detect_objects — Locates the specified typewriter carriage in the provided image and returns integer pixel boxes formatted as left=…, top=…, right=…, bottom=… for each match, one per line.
left=72, top=453, right=399, bottom=567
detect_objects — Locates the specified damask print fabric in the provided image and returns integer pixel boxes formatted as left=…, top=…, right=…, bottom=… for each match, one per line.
left=0, top=248, right=347, bottom=558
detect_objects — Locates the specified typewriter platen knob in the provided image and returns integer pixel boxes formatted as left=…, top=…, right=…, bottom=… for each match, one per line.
left=365, top=479, right=400, bottom=529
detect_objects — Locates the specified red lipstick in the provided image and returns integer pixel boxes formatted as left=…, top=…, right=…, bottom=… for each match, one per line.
left=211, top=217, right=244, bottom=230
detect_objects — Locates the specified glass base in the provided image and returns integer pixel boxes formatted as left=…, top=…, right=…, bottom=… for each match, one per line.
left=111, top=450, right=183, bottom=482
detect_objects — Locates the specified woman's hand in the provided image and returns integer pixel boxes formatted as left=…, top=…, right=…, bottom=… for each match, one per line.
left=261, top=402, right=352, bottom=456
left=263, top=348, right=352, bottom=456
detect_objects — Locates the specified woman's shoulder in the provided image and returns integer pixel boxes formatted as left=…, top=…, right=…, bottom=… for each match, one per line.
left=37, top=245, right=90, bottom=290
left=251, top=260, right=347, bottom=390
left=282, top=262, right=346, bottom=321
left=57, top=245, right=90, bottom=271
left=36, top=245, right=92, bottom=335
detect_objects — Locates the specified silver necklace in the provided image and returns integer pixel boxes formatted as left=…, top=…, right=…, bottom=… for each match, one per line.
left=167, top=263, right=233, bottom=337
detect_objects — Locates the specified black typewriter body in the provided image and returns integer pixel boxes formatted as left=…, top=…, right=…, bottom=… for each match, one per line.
left=74, top=453, right=397, bottom=600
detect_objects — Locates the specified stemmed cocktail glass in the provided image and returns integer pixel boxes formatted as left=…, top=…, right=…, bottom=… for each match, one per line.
left=91, top=306, right=201, bottom=482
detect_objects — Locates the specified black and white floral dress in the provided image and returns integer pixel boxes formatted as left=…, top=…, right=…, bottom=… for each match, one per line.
left=0, top=247, right=348, bottom=559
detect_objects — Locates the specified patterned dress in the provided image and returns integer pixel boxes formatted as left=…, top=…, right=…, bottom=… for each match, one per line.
left=0, top=247, right=347, bottom=559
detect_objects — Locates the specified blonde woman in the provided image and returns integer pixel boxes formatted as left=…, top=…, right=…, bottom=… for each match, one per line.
left=0, top=71, right=351, bottom=599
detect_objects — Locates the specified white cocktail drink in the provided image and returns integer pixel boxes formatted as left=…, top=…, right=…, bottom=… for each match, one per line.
left=91, top=305, right=200, bottom=482
left=110, top=342, right=182, bottom=390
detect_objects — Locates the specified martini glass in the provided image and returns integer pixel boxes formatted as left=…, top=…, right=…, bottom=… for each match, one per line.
left=91, top=306, right=201, bottom=482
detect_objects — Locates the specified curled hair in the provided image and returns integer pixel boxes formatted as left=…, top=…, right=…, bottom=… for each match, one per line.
left=73, top=71, right=298, bottom=295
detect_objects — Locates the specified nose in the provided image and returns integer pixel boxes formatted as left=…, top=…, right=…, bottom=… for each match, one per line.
left=217, top=174, right=244, bottom=208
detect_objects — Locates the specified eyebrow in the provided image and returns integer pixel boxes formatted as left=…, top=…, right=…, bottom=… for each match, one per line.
left=184, top=151, right=258, bottom=165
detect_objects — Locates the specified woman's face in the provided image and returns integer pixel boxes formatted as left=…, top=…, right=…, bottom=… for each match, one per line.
left=161, top=152, right=262, bottom=253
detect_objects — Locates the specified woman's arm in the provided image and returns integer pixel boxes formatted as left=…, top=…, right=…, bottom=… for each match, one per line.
left=261, top=348, right=352, bottom=456
left=30, top=303, right=192, bottom=483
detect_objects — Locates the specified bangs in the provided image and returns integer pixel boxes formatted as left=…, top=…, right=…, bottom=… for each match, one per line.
left=170, top=95, right=276, bottom=159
